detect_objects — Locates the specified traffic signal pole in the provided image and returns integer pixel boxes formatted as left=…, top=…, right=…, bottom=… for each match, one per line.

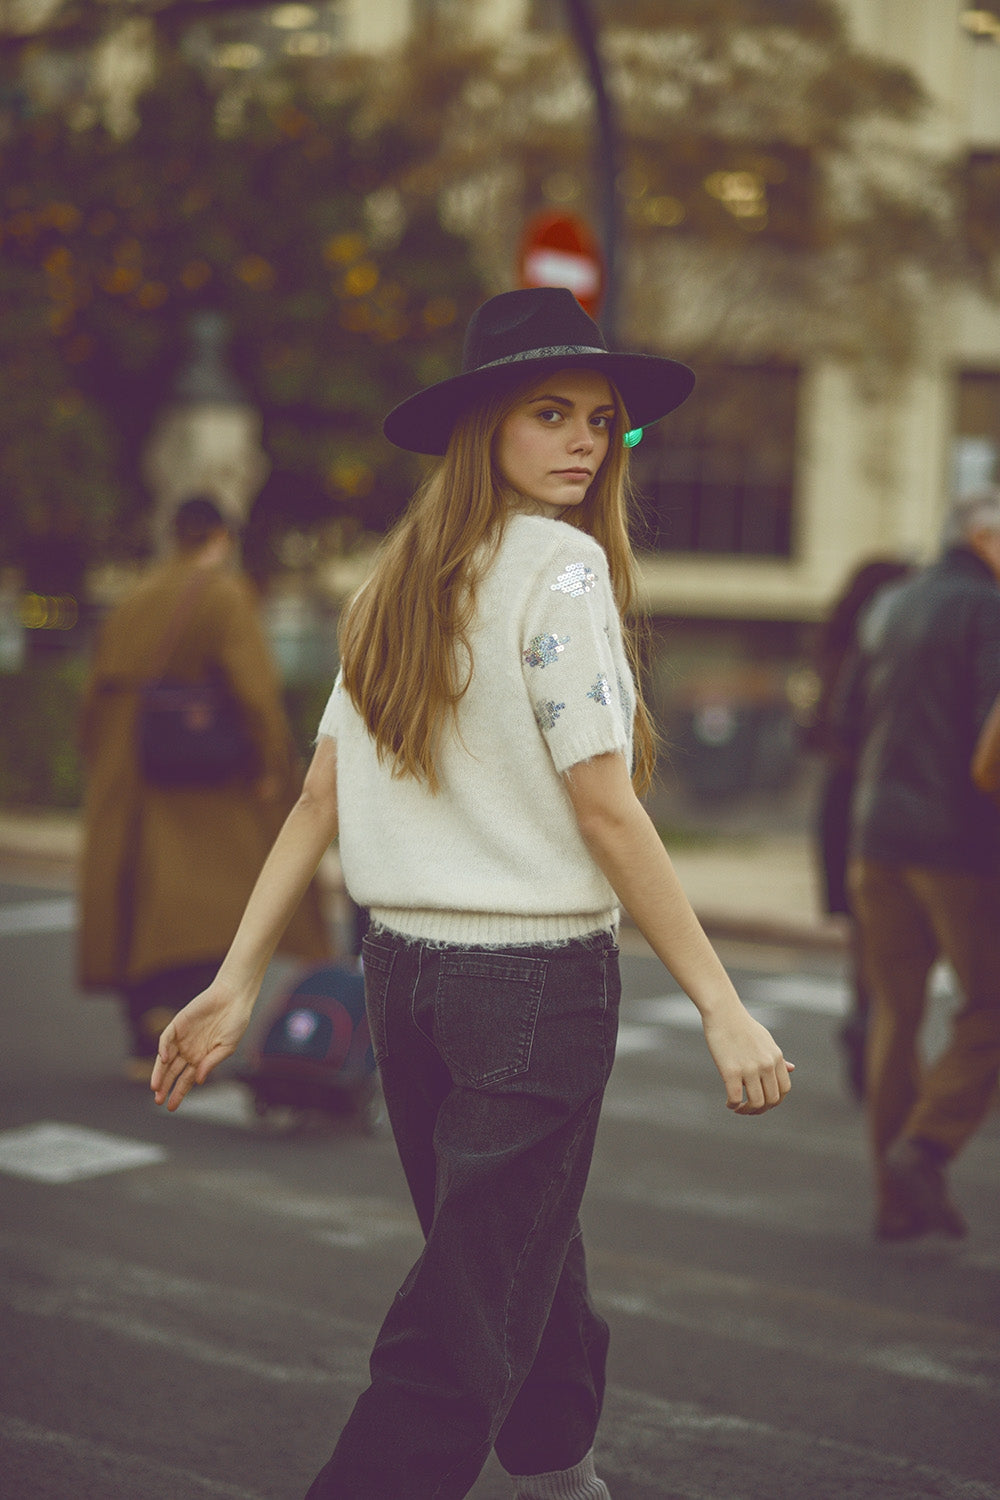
left=563, top=0, right=621, bottom=343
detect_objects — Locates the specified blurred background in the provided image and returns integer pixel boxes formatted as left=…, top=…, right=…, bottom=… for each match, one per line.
left=1, top=0, right=999, bottom=830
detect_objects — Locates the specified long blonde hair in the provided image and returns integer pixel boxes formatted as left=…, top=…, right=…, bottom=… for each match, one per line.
left=339, top=371, right=657, bottom=793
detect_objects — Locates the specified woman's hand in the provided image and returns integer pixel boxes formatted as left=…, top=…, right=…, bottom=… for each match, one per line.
left=565, top=751, right=793, bottom=1113
left=151, top=736, right=340, bottom=1113
left=151, top=980, right=254, bottom=1112
left=701, top=1006, right=794, bottom=1115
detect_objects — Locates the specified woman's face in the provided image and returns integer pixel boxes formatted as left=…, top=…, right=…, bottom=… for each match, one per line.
left=494, top=368, right=614, bottom=514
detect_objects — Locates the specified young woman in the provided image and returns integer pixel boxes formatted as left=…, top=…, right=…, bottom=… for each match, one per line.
left=152, top=288, right=793, bottom=1500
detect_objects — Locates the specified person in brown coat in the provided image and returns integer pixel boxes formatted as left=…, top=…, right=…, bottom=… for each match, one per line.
left=77, top=496, right=331, bottom=1079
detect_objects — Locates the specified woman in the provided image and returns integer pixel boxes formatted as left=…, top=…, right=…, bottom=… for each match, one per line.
left=78, top=496, right=330, bottom=1077
left=152, top=289, right=792, bottom=1500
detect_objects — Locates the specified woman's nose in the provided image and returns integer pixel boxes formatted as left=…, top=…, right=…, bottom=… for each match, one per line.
left=569, top=422, right=594, bottom=452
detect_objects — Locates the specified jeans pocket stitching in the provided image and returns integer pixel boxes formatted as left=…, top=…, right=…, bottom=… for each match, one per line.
left=361, top=936, right=396, bottom=1066
left=434, top=954, right=547, bottom=1089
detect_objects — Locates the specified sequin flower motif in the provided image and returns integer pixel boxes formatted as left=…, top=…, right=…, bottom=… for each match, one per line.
left=587, top=675, right=613, bottom=707
left=523, top=633, right=569, bottom=669
left=534, top=699, right=566, bottom=732
left=551, top=562, right=597, bottom=598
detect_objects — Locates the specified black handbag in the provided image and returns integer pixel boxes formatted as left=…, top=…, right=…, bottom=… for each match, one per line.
left=137, top=571, right=256, bottom=788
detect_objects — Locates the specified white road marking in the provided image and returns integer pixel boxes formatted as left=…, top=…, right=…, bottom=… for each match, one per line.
left=125, top=1168, right=423, bottom=1253
left=743, top=972, right=851, bottom=1014
left=0, top=1232, right=376, bottom=1386
left=3, top=1216, right=998, bottom=1498
left=0, top=1121, right=167, bottom=1183
left=601, top=1383, right=1000, bottom=1500
left=0, top=896, right=76, bottom=935
left=0, top=1231, right=378, bottom=1336
left=601, top=1285, right=999, bottom=1397
left=0, top=1414, right=268, bottom=1499
left=618, top=988, right=796, bottom=1051
left=616, top=1023, right=672, bottom=1053
left=629, top=995, right=702, bottom=1027
left=173, top=1080, right=257, bottom=1128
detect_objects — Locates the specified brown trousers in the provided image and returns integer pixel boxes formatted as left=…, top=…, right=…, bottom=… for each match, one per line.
left=849, top=859, right=1000, bottom=1162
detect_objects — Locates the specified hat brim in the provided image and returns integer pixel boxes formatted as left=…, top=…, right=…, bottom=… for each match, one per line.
left=383, top=351, right=695, bottom=455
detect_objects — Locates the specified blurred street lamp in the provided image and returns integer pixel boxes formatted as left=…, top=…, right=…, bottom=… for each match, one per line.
left=143, top=309, right=270, bottom=553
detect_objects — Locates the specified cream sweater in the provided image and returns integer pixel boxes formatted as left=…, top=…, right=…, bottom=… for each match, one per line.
left=318, top=513, right=635, bottom=945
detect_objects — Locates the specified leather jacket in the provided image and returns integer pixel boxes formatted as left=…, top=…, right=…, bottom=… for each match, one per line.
left=849, top=546, right=1000, bottom=874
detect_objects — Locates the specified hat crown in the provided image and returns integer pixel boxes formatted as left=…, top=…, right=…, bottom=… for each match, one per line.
left=462, top=287, right=607, bottom=375
left=383, top=284, right=694, bottom=454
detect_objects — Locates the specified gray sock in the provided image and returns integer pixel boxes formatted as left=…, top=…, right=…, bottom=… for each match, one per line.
left=510, top=1448, right=611, bottom=1499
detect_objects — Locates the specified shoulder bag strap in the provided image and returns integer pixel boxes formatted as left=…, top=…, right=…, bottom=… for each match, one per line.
left=146, top=568, right=217, bottom=685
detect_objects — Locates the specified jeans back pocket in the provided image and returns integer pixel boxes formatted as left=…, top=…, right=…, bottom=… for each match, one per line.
left=434, top=952, right=547, bottom=1089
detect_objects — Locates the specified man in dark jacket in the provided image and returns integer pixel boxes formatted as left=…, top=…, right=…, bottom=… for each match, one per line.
left=848, top=488, right=1000, bottom=1241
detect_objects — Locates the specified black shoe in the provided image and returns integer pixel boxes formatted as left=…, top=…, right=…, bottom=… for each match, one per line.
left=879, top=1138, right=967, bottom=1240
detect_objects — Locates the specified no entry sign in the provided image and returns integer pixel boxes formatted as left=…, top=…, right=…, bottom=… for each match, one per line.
left=518, top=211, right=604, bottom=319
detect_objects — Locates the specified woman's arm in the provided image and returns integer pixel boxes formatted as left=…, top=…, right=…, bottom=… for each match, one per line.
left=972, top=691, right=1000, bottom=798
left=151, top=736, right=340, bottom=1111
left=565, top=751, right=793, bottom=1113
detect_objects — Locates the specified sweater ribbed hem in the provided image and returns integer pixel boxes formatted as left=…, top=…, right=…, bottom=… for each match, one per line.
left=509, top=1448, right=610, bottom=1499
left=368, top=906, right=618, bottom=947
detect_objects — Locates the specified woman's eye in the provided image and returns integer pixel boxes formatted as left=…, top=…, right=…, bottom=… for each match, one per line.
left=591, top=414, right=611, bottom=431
left=538, top=409, right=562, bottom=423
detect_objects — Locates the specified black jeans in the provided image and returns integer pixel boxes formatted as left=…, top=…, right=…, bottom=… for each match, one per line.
left=304, top=927, right=621, bottom=1500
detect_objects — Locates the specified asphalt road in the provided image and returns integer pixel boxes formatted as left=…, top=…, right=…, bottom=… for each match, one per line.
left=1, top=876, right=998, bottom=1500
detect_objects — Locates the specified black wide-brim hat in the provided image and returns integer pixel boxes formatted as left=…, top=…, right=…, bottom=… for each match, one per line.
left=383, top=286, right=695, bottom=455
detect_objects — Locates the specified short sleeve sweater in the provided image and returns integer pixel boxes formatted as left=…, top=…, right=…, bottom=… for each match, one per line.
left=318, top=513, right=635, bottom=945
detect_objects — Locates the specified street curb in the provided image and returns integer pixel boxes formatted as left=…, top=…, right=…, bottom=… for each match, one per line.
left=691, top=910, right=846, bottom=953
left=0, top=860, right=845, bottom=954
left=0, top=813, right=844, bottom=952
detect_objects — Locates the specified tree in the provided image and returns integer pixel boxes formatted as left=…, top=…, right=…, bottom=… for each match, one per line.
left=357, top=0, right=977, bottom=371
left=2, top=0, right=994, bottom=577
left=0, top=34, right=485, bottom=573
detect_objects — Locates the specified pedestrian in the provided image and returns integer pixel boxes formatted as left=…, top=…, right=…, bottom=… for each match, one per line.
left=802, top=557, right=912, bottom=1100
left=847, top=487, right=1000, bottom=1241
left=151, top=288, right=793, bottom=1500
left=78, top=495, right=330, bottom=1079
left=972, top=686, right=1000, bottom=799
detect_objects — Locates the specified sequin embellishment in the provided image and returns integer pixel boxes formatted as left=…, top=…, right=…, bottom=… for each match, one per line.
left=534, top=699, right=565, bottom=732
left=587, top=675, right=613, bottom=707
left=551, top=563, right=597, bottom=597
left=616, top=671, right=631, bottom=719
left=523, top=633, right=569, bottom=669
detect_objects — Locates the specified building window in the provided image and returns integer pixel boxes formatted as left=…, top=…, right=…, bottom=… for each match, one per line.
left=954, top=370, right=1000, bottom=494
left=964, top=151, right=1000, bottom=273
left=632, top=364, right=799, bottom=559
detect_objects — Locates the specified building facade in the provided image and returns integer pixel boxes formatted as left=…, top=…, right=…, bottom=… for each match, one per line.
left=332, top=0, right=1000, bottom=627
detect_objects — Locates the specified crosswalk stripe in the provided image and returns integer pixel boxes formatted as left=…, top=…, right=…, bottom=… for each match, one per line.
left=0, top=1122, right=166, bottom=1183
left=0, top=897, right=76, bottom=935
